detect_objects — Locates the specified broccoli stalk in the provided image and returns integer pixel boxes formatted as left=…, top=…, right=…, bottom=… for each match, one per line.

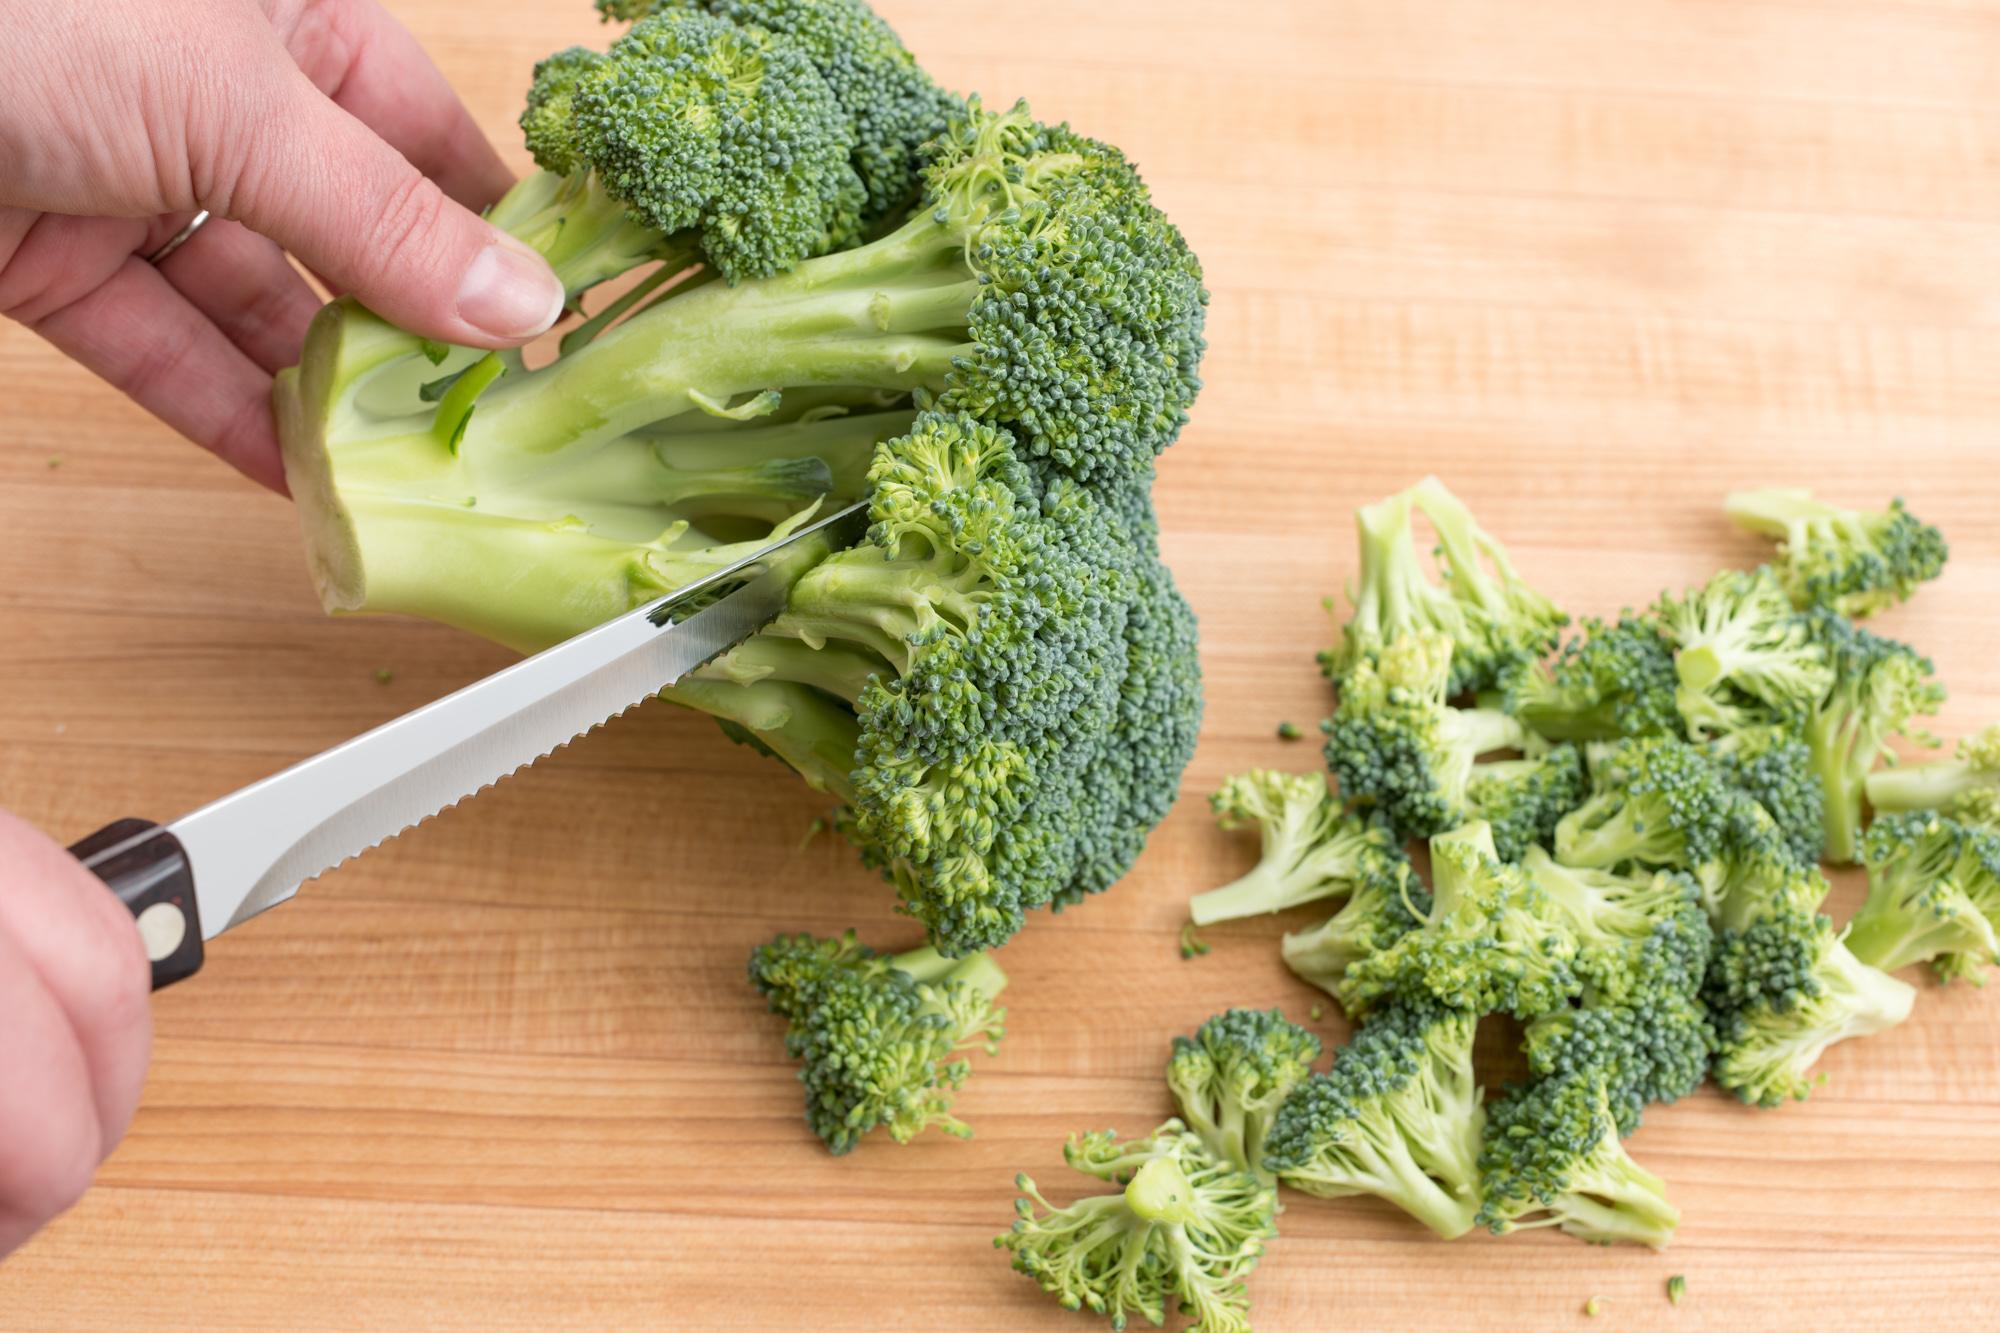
left=998, top=1123, right=1276, bottom=1333
left=1848, top=813, right=2000, bottom=979
left=1190, top=771, right=1406, bottom=925
left=1725, top=488, right=1947, bottom=619
left=1166, top=1009, right=1322, bottom=1181
left=749, top=930, right=1006, bottom=1153
left=1865, top=723, right=2000, bottom=828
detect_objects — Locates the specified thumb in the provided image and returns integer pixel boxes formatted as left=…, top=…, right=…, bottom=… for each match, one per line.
left=221, top=79, right=563, bottom=349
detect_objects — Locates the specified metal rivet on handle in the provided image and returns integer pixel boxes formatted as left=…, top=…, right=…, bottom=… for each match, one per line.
left=136, top=902, right=187, bottom=963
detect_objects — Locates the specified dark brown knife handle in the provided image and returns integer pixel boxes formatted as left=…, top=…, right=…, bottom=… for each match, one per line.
left=68, top=819, right=204, bottom=991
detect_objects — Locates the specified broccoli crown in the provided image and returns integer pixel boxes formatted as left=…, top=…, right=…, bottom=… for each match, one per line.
left=1324, top=632, right=1529, bottom=840
left=1554, top=735, right=1738, bottom=876
left=1726, top=489, right=1948, bottom=619
left=1280, top=861, right=1431, bottom=1016
left=1167, top=1009, right=1323, bottom=1179
left=536, top=10, right=868, bottom=280
left=1466, top=744, right=1585, bottom=863
left=1190, top=770, right=1407, bottom=925
left=1802, top=608, right=1945, bottom=862
left=1865, top=721, right=2000, bottom=827
left=1322, top=477, right=1565, bottom=694
left=1704, top=905, right=1914, bottom=1107
left=999, top=1121, right=1276, bottom=1333
left=1709, top=723, right=1826, bottom=868
left=1476, top=1070, right=1680, bottom=1249
left=748, top=929, right=1007, bottom=1153
left=1261, top=999, right=1485, bottom=1239
left=1656, top=567, right=1833, bottom=735
left=1343, top=823, right=1581, bottom=1021
left=1523, top=900, right=1714, bottom=1135
left=1849, top=812, right=2000, bottom=979
left=1502, top=614, right=1684, bottom=743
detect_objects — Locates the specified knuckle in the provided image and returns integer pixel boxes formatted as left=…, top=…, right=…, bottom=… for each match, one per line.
left=363, top=173, right=451, bottom=279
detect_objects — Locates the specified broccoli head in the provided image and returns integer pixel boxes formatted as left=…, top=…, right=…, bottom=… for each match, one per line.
left=1477, top=1071, right=1680, bottom=1249
left=1801, top=609, right=1945, bottom=863
left=1324, top=632, right=1530, bottom=840
left=1502, top=614, right=1683, bottom=743
left=1166, top=1009, right=1323, bottom=1180
left=1190, top=771, right=1407, bottom=925
left=1726, top=488, right=1948, bottom=619
left=1465, top=743, right=1585, bottom=863
left=1261, top=999, right=1485, bottom=1239
left=749, top=929, right=1006, bottom=1153
left=998, top=1121, right=1277, bottom=1333
left=1865, top=722, right=2000, bottom=830
left=1849, top=812, right=2000, bottom=981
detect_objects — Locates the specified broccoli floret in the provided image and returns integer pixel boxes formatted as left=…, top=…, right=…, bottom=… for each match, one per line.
left=1704, top=905, right=1914, bottom=1107
left=1800, top=609, right=1945, bottom=863
left=1709, top=723, right=1826, bottom=868
left=1553, top=736, right=1738, bottom=876
left=1849, top=812, right=2000, bottom=980
left=1324, top=632, right=1530, bottom=840
left=1320, top=477, right=1564, bottom=695
left=1707, top=833, right=1831, bottom=933
left=1865, top=722, right=2000, bottom=829
left=1520, top=846, right=1706, bottom=1000
left=1188, top=771, right=1407, bottom=925
left=1465, top=743, right=1585, bottom=862
left=1654, top=567, right=1832, bottom=737
left=749, top=929, right=1006, bottom=1153
left=1342, top=822, right=1581, bottom=1021
left=998, top=1122, right=1276, bottom=1333
left=1166, top=1009, right=1323, bottom=1180
left=1281, top=861, right=1430, bottom=1015
left=1262, top=1000, right=1485, bottom=1239
left=1502, top=615, right=1683, bottom=743
left=1477, top=1071, right=1680, bottom=1249
left=1726, top=489, right=1948, bottom=619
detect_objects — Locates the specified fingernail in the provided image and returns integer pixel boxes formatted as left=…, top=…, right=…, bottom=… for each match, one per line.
left=456, top=236, right=564, bottom=341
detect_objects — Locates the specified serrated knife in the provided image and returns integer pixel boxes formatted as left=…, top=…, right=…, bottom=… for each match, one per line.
left=67, top=499, right=870, bottom=991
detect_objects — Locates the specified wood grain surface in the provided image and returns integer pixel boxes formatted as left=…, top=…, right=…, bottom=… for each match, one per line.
left=5, top=1, right=2000, bottom=1328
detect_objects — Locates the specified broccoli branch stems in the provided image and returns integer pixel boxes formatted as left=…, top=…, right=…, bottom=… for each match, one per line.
left=1808, top=708, right=1867, bottom=863
left=1189, top=852, right=1350, bottom=926
left=1452, top=707, right=1529, bottom=758
left=657, top=677, right=861, bottom=800
left=1551, top=1163, right=1679, bottom=1249
left=1864, top=761, right=1978, bottom=816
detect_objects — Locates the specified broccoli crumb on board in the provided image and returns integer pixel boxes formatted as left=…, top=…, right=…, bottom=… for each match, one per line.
left=1667, top=1275, right=1686, bottom=1305
left=1277, top=720, right=1304, bottom=740
left=1179, top=922, right=1211, bottom=960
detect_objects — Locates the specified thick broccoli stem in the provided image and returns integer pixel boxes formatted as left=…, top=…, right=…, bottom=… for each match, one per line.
left=658, top=676, right=860, bottom=799
left=1455, top=707, right=1529, bottom=758
left=1126, top=1157, right=1200, bottom=1225
left=1190, top=858, right=1332, bottom=927
left=1865, top=760, right=1982, bottom=816
left=646, top=408, right=917, bottom=501
left=1806, top=707, right=1867, bottom=863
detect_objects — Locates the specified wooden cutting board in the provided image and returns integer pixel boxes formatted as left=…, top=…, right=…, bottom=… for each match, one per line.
left=4, top=1, right=1999, bottom=1327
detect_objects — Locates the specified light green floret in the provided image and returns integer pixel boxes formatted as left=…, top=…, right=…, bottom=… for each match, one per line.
left=1166, top=1009, right=1321, bottom=1181
left=1281, top=860, right=1429, bottom=1017
left=998, top=1122, right=1277, bottom=1333
left=1190, top=770, right=1407, bottom=925
left=1865, top=723, right=2000, bottom=830
left=1725, top=488, right=1948, bottom=619
left=1849, top=812, right=2000, bottom=981
left=1654, top=567, right=1832, bottom=738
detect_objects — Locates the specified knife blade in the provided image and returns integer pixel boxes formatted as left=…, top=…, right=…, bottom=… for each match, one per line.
left=69, top=499, right=870, bottom=989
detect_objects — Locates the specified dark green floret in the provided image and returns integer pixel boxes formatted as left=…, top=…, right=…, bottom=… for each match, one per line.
left=998, top=1121, right=1277, bottom=1333
left=1726, top=488, right=1948, bottom=619
left=1849, top=812, right=2000, bottom=981
left=1476, top=1070, right=1680, bottom=1249
left=1466, top=743, right=1585, bottom=863
left=749, top=929, right=1006, bottom=1153
left=1502, top=614, right=1684, bottom=743
left=1262, top=999, right=1485, bottom=1239
left=1190, top=771, right=1408, bottom=925
left=1167, top=1009, right=1322, bottom=1180
left=1709, top=723, right=1826, bottom=869
left=1800, top=609, right=1944, bottom=863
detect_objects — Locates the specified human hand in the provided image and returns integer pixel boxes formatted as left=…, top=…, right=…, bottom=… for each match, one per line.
left=0, top=0, right=565, bottom=492
left=0, top=809, right=153, bottom=1260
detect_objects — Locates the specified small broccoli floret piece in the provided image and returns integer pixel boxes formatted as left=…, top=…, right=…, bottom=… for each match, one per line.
left=1865, top=723, right=2000, bottom=828
left=1189, top=771, right=1407, bottom=925
left=1654, top=568, right=1832, bottom=737
left=1553, top=736, right=1737, bottom=876
left=1520, top=846, right=1705, bottom=999
left=1325, top=632, right=1530, bottom=840
left=1709, top=723, right=1826, bottom=868
left=1707, top=833, right=1831, bottom=933
left=1343, top=823, right=1581, bottom=1021
left=1320, top=478, right=1564, bottom=695
left=749, top=930, right=1006, bottom=1153
left=998, top=1121, right=1276, bottom=1333
left=1262, top=1000, right=1485, bottom=1239
left=1801, top=609, right=1945, bottom=863
left=1167, top=1009, right=1323, bottom=1180
left=1502, top=615, right=1684, bottom=743
left=1726, top=488, right=1948, bottom=619
left=1477, top=1071, right=1680, bottom=1249
left=1281, top=861, right=1429, bottom=1014
left=1466, top=744, right=1585, bottom=862
left=1704, top=906, right=1914, bottom=1107
left=1849, top=812, right=2000, bottom=980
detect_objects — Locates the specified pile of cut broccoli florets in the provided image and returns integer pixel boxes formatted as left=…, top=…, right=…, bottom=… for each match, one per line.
left=999, top=479, right=1975, bottom=1328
